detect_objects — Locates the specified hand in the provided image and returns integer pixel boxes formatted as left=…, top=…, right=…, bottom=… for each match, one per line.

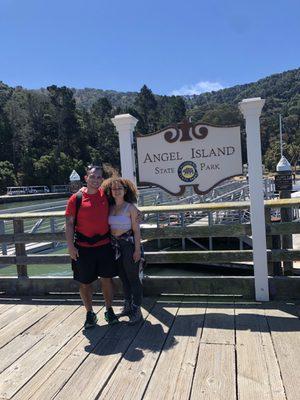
left=133, top=249, right=141, bottom=262
left=68, top=244, right=79, bottom=261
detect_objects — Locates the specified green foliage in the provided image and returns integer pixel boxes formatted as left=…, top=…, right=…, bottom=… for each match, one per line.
left=264, top=141, right=300, bottom=172
left=157, top=96, right=186, bottom=128
left=0, top=68, right=299, bottom=188
left=134, top=85, right=159, bottom=134
left=33, top=152, right=85, bottom=186
left=0, top=161, right=17, bottom=193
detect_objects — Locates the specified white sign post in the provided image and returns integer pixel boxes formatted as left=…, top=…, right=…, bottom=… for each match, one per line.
left=239, top=98, right=269, bottom=301
left=111, top=114, right=138, bottom=185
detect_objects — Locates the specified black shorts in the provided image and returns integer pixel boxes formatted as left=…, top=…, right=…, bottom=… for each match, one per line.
left=72, top=243, right=118, bottom=284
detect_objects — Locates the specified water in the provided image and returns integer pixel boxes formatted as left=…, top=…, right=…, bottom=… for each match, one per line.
left=0, top=197, right=67, bottom=210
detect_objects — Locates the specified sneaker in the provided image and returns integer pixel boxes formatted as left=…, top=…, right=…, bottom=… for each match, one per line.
left=117, top=300, right=132, bottom=317
left=84, top=311, right=98, bottom=329
left=104, top=307, right=119, bottom=325
left=128, top=305, right=143, bottom=325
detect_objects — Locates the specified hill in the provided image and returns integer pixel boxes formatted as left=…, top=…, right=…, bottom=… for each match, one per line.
left=0, top=68, right=299, bottom=189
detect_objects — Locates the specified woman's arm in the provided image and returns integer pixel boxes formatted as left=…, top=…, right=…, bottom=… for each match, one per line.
left=131, top=205, right=141, bottom=262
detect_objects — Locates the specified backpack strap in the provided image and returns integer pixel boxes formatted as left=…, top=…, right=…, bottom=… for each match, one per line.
left=74, top=191, right=83, bottom=229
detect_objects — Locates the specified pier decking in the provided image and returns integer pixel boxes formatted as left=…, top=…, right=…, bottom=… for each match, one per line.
left=0, top=296, right=299, bottom=399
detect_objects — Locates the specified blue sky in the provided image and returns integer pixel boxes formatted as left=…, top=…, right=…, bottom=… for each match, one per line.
left=0, top=0, right=299, bottom=95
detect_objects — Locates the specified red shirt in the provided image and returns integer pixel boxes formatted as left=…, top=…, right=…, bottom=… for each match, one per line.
left=65, top=188, right=110, bottom=247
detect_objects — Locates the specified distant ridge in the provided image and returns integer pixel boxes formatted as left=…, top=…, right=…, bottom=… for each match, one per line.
left=65, top=67, right=300, bottom=111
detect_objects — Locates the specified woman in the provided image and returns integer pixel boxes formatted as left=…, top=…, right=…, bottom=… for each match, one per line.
left=102, top=177, right=144, bottom=324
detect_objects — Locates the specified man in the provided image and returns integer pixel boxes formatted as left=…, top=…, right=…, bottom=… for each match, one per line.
left=65, top=165, right=118, bottom=328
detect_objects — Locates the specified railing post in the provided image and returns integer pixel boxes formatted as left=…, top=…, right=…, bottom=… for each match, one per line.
left=140, top=193, right=144, bottom=207
left=208, top=212, right=213, bottom=250
left=265, top=208, right=274, bottom=275
left=181, top=212, right=186, bottom=250
left=239, top=210, right=243, bottom=250
left=50, top=217, right=56, bottom=249
left=0, top=220, right=7, bottom=255
left=280, top=191, right=294, bottom=275
left=13, top=219, right=28, bottom=278
left=156, top=213, right=161, bottom=249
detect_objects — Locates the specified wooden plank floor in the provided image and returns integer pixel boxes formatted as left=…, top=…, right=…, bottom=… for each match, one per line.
left=0, top=297, right=299, bottom=400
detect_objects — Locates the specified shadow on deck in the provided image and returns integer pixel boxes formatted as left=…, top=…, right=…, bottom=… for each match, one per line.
left=0, top=295, right=299, bottom=399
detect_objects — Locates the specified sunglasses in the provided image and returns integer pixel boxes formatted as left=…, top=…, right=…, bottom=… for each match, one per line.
left=87, top=165, right=102, bottom=171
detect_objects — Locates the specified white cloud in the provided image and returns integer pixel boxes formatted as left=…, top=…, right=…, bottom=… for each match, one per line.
left=171, top=81, right=224, bottom=96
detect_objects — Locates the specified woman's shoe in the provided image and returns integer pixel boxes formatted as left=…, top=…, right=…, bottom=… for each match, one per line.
left=128, top=305, right=143, bottom=325
left=117, top=300, right=132, bottom=317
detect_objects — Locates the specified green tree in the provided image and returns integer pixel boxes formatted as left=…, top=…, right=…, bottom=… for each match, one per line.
left=158, top=96, right=186, bottom=128
left=134, top=85, right=159, bottom=134
left=33, top=151, right=85, bottom=186
left=4, top=88, right=32, bottom=170
left=285, top=143, right=300, bottom=175
left=91, top=97, right=112, bottom=120
left=89, top=97, right=119, bottom=167
left=47, top=85, right=81, bottom=158
left=0, top=161, right=17, bottom=193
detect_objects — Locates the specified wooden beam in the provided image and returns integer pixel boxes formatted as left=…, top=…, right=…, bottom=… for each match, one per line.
left=0, top=249, right=299, bottom=266
left=0, top=198, right=299, bottom=220
left=0, top=221, right=299, bottom=244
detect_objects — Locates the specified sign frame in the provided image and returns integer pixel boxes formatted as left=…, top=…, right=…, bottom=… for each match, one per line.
left=136, top=120, right=243, bottom=196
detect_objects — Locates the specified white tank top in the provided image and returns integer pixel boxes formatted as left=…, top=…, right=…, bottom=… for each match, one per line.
left=108, top=203, right=132, bottom=230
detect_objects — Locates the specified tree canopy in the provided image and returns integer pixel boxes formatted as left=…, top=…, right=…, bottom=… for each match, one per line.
left=0, top=67, right=299, bottom=191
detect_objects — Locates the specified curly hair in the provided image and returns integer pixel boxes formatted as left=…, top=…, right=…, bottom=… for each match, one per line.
left=101, top=177, right=138, bottom=204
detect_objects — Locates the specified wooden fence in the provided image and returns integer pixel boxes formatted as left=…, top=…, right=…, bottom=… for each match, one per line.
left=0, top=198, right=299, bottom=279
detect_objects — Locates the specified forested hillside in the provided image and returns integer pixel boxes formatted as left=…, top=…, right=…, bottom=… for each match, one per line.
left=0, top=68, right=299, bottom=191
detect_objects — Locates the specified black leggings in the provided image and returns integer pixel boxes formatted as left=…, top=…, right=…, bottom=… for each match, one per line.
left=117, top=240, right=143, bottom=306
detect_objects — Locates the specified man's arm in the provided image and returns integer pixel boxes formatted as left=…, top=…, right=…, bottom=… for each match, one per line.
left=65, top=216, right=79, bottom=260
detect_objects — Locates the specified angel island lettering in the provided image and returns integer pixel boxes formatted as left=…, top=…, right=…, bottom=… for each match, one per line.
left=136, top=120, right=242, bottom=195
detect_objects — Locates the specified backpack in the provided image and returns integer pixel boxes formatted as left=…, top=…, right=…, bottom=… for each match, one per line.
left=73, top=191, right=83, bottom=229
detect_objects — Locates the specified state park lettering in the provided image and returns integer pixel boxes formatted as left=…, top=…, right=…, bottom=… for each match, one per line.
left=142, top=146, right=235, bottom=174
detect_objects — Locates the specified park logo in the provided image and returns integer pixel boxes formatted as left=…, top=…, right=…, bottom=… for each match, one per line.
left=178, top=161, right=198, bottom=182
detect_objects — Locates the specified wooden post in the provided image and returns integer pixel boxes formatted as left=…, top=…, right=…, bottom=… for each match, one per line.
left=13, top=219, right=28, bottom=278
left=275, top=157, right=293, bottom=275
left=0, top=220, right=7, bottom=255
left=265, top=208, right=274, bottom=275
left=280, top=190, right=293, bottom=275
left=272, top=232, right=282, bottom=276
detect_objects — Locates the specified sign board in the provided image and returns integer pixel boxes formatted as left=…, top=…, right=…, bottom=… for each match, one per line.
left=274, top=172, right=292, bottom=191
left=69, top=170, right=80, bottom=182
left=136, top=119, right=242, bottom=195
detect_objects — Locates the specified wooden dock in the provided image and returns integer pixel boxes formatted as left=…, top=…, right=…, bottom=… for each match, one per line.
left=0, top=297, right=299, bottom=399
